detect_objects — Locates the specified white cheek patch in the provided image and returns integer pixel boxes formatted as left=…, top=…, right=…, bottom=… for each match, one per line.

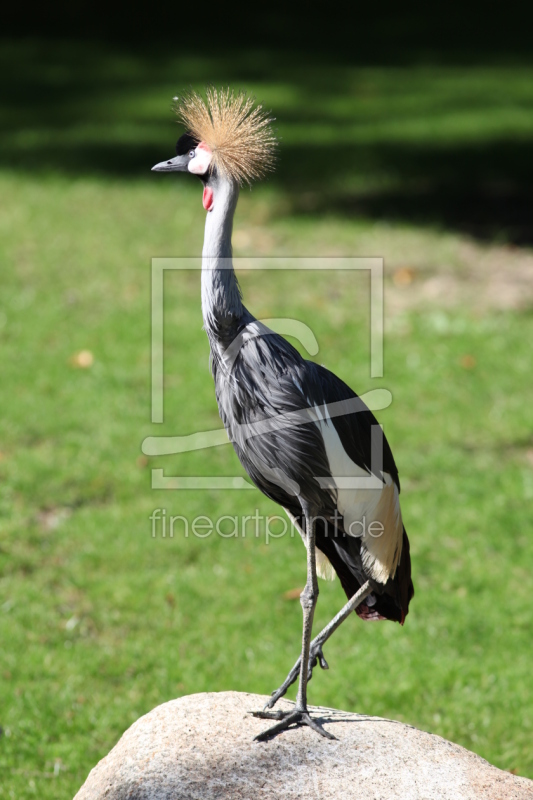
left=188, top=143, right=213, bottom=175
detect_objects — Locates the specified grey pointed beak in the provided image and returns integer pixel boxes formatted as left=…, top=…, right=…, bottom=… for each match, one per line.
left=151, top=154, right=190, bottom=172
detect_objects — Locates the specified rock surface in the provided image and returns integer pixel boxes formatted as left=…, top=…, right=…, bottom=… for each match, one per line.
left=75, top=691, right=533, bottom=800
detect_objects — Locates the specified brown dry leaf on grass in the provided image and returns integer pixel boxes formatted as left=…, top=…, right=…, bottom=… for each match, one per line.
left=393, top=267, right=415, bottom=286
left=70, top=350, right=94, bottom=368
left=283, top=587, right=304, bottom=601
left=460, top=354, right=477, bottom=369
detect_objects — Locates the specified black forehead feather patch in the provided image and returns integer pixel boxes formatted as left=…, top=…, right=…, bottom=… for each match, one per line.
left=176, top=132, right=199, bottom=155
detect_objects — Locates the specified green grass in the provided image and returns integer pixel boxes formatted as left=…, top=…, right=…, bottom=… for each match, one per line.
left=3, top=40, right=533, bottom=246
left=1, top=40, right=533, bottom=798
left=1, top=171, right=532, bottom=798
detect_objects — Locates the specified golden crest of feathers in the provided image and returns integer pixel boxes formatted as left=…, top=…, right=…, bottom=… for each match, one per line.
left=174, top=87, right=277, bottom=185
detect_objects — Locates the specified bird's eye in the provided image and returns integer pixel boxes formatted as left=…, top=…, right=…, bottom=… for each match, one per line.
left=189, top=149, right=196, bottom=158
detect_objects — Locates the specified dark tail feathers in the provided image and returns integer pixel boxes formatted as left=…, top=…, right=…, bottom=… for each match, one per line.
left=316, top=523, right=414, bottom=624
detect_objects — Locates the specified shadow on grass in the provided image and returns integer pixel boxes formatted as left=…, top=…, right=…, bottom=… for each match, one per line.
left=283, top=140, right=533, bottom=246
left=2, top=39, right=533, bottom=245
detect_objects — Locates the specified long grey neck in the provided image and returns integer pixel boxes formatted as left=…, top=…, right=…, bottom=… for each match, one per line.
left=201, top=176, right=244, bottom=338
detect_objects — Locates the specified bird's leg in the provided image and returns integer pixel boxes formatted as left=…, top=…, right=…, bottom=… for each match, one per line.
left=263, top=580, right=373, bottom=711
left=253, top=506, right=335, bottom=741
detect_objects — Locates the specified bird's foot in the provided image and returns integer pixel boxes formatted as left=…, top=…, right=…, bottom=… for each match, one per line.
left=251, top=707, right=335, bottom=741
left=263, top=643, right=329, bottom=711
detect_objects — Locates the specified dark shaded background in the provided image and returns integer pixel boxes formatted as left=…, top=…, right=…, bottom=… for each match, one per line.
left=4, top=0, right=531, bottom=60
left=2, top=0, right=533, bottom=243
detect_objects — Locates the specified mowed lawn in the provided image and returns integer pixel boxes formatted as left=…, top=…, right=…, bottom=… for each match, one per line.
left=1, top=45, right=533, bottom=799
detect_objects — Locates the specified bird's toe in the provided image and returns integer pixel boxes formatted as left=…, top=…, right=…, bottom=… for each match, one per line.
left=252, top=709, right=336, bottom=742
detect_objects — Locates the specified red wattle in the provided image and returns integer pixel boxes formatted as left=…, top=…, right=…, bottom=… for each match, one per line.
left=202, top=187, right=214, bottom=211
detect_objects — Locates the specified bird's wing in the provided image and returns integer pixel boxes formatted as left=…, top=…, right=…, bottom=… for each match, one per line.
left=311, top=362, right=404, bottom=585
left=312, top=362, right=399, bottom=488
left=215, top=327, right=404, bottom=585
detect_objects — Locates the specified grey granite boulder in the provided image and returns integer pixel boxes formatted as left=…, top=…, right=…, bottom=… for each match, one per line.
left=74, top=691, right=533, bottom=800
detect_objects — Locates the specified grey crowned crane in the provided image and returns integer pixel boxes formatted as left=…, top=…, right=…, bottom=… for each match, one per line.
left=152, top=88, right=414, bottom=741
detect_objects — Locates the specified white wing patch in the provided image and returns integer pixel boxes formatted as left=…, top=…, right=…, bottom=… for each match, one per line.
left=312, top=404, right=403, bottom=585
